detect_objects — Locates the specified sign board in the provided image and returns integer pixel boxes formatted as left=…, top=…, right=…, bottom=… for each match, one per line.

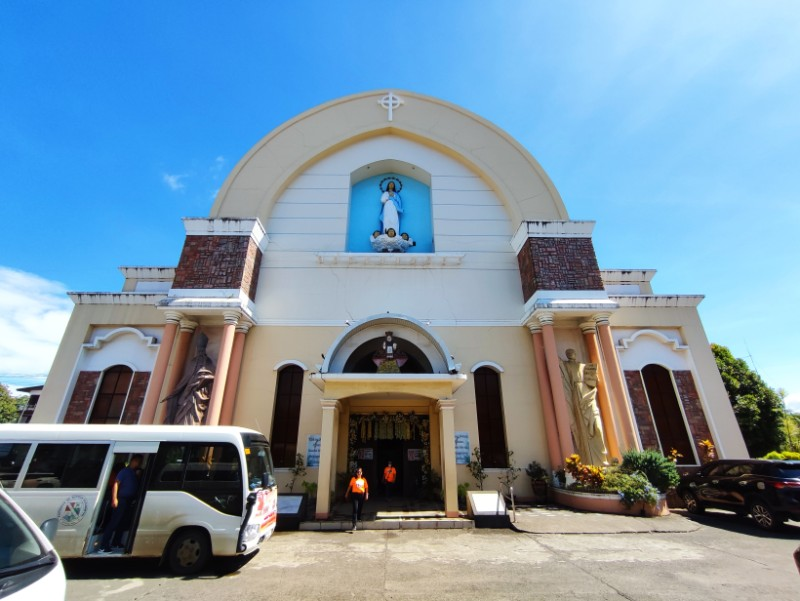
left=454, top=432, right=470, bottom=464
left=306, top=435, right=321, bottom=467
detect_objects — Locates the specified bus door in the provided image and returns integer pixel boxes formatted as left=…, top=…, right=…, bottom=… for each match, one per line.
left=11, top=441, right=110, bottom=558
left=87, top=441, right=158, bottom=556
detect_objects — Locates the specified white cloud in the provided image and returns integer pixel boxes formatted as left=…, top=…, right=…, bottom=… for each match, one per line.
left=162, top=172, right=188, bottom=191
left=0, top=267, right=72, bottom=383
left=785, top=392, right=800, bottom=415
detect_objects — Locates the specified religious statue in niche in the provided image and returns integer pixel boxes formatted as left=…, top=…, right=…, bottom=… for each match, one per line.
left=559, top=348, right=608, bottom=465
left=370, top=177, right=416, bottom=252
left=372, top=331, right=408, bottom=373
left=162, top=331, right=215, bottom=425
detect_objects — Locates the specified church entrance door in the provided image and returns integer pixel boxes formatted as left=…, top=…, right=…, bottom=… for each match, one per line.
left=348, top=412, right=431, bottom=502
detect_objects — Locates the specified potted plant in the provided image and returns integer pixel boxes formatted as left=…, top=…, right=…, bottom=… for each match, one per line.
left=467, top=447, right=488, bottom=490
left=526, top=460, right=549, bottom=504
left=457, top=482, right=470, bottom=510
left=498, top=450, right=521, bottom=501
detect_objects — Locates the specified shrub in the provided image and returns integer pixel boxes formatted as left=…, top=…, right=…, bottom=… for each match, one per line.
left=565, top=454, right=606, bottom=489
left=603, top=469, right=658, bottom=508
left=762, top=451, right=800, bottom=460
left=621, top=450, right=679, bottom=493
left=526, top=461, right=548, bottom=481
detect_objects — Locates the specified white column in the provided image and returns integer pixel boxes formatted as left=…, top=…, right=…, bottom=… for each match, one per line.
left=315, top=399, right=341, bottom=520
left=437, top=399, right=459, bottom=518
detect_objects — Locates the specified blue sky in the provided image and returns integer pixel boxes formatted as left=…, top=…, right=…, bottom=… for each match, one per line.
left=1, top=1, right=798, bottom=412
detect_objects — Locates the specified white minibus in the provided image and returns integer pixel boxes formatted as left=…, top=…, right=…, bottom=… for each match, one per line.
left=0, top=424, right=278, bottom=574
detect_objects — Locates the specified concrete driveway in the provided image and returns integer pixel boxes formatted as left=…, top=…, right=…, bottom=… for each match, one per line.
left=63, top=507, right=799, bottom=601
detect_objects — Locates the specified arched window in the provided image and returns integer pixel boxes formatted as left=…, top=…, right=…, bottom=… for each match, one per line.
left=89, top=365, right=133, bottom=424
left=271, top=365, right=304, bottom=468
left=473, top=367, right=508, bottom=468
left=641, top=364, right=694, bottom=460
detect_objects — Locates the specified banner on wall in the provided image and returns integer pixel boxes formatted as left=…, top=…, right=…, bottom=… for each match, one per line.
left=306, top=435, right=321, bottom=467
left=455, top=432, right=470, bottom=465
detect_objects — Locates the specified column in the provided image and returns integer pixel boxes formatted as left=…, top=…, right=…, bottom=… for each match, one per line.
left=155, top=318, right=197, bottom=424
left=139, top=311, right=182, bottom=424
left=594, top=313, right=640, bottom=452
left=205, top=310, right=240, bottom=426
left=219, top=323, right=251, bottom=426
left=437, top=399, right=459, bottom=518
left=528, top=324, right=562, bottom=470
left=537, top=312, right=575, bottom=462
left=580, top=321, right=621, bottom=460
left=315, top=399, right=341, bottom=520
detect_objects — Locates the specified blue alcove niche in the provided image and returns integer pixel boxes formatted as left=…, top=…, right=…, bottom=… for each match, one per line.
left=346, top=161, right=433, bottom=253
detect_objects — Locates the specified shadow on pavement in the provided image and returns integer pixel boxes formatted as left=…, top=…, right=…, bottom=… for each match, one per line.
left=63, top=550, right=259, bottom=580
left=671, top=507, right=800, bottom=539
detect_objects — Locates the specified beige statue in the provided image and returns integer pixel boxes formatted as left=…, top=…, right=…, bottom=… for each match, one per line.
left=560, top=348, right=608, bottom=465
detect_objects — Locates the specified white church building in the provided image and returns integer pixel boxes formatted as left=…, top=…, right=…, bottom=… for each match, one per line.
left=32, top=91, right=747, bottom=518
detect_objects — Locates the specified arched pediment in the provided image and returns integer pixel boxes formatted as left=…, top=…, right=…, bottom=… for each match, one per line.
left=320, top=313, right=459, bottom=375
left=211, top=90, right=568, bottom=227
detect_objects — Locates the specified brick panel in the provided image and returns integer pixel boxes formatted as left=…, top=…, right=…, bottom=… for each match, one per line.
left=64, top=371, right=100, bottom=424
left=625, top=370, right=660, bottom=450
left=674, top=370, right=715, bottom=459
left=121, top=371, right=150, bottom=425
left=517, top=237, right=604, bottom=302
left=173, top=235, right=262, bottom=301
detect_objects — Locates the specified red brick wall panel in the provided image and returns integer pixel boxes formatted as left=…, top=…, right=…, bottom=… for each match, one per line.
left=673, top=370, right=715, bottom=460
left=625, top=370, right=660, bottom=450
left=121, top=372, right=150, bottom=425
left=64, top=371, right=100, bottom=424
left=173, top=235, right=262, bottom=301
left=517, top=237, right=604, bottom=302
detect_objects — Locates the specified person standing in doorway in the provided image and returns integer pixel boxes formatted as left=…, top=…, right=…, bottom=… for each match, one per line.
left=382, top=460, right=397, bottom=498
left=345, top=467, right=369, bottom=530
left=98, top=454, right=142, bottom=553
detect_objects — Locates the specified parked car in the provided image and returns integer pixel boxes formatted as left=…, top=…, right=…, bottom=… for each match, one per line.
left=0, top=488, right=66, bottom=601
left=678, top=459, right=800, bottom=531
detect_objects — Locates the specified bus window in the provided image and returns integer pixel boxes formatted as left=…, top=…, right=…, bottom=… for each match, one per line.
left=183, top=444, right=242, bottom=515
left=0, top=444, right=31, bottom=488
left=22, top=444, right=108, bottom=489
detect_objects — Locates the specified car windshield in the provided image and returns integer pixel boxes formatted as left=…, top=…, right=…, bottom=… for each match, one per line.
left=242, top=435, right=275, bottom=491
left=0, top=495, right=48, bottom=570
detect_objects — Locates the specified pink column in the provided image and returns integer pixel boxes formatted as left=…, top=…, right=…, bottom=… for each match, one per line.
left=528, top=324, right=562, bottom=470
left=594, top=313, right=640, bottom=451
left=139, top=311, right=182, bottom=424
left=205, top=311, right=240, bottom=426
left=580, top=321, right=621, bottom=461
left=537, top=312, right=575, bottom=462
left=219, top=323, right=251, bottom=426
left=155, top=319, right=197, bottom=424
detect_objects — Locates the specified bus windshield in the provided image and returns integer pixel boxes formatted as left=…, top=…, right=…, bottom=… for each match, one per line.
left=242, top=435, right=275, bottom=491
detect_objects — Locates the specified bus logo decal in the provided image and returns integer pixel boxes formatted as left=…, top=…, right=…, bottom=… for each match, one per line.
left=58, top=495, right=88, bottom=526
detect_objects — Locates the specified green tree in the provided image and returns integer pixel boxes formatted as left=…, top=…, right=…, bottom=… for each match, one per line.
left=711, top=344, right=786, bottom=457
left=0, top=384, right=23, bottom=423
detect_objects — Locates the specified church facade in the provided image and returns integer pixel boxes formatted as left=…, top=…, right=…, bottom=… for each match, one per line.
left=33, top=91, right=747, bottom=518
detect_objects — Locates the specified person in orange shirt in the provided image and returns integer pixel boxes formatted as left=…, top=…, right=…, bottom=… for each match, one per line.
left=345, top=467, right=369, bottom=530
left=382, top=460, right=397, bottom=498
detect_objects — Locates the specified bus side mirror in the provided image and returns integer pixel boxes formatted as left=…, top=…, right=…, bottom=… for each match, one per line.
left=39, top=517, right=59, bottom=541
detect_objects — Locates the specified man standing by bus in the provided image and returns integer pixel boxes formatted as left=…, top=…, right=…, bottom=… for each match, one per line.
left=382, top=460, right=397, bottom=499
left=98, top=454, right=142, bottom=553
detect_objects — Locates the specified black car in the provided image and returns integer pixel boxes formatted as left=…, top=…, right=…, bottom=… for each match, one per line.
left=678, top=459, right=800, bottom=530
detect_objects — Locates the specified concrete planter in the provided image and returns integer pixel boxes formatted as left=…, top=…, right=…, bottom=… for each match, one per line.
left=552, top=487, right=669, bottom=517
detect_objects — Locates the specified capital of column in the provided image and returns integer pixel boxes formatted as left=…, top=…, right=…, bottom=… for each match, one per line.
left=580, top=321, right=597, bottom=334
left=536, top=311, right=555, bottom=327
left=320, top=399, right=341, bottom=411
left=164, top=310, right=184, bottom=325
left=179, top=319, right=198, bottom=333
left=526, top=321, right=543, bottom=334
left=593, top=312, right=612, bottom=326
left=235, top=322, right=253, bottom=335
left=222, top=310, right=241, bottom=326
left=436, top=399, right=456, bottom=412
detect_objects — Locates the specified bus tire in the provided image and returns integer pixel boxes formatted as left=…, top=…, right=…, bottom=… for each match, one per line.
left=166, top=528, right=211, bottom=575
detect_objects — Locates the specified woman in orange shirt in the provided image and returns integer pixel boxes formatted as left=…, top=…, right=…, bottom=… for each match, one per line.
left=345, top=467, right=369, bottom=530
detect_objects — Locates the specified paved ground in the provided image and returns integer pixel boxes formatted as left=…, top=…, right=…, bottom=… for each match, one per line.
left=63, top=507, right=800, bottom=601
